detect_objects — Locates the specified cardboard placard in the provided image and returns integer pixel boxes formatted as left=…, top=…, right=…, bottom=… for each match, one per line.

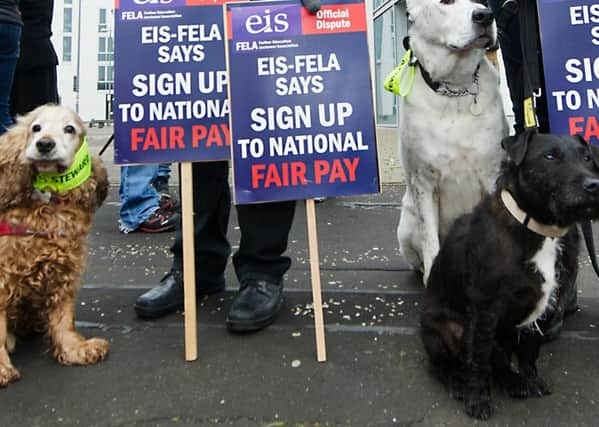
left=538, top=0, right=599, bottom=144
left=226, top=0, right=379, bottom=204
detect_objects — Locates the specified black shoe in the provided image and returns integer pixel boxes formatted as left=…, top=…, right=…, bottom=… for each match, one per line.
left=226, top=279, right=283, bottom=332
left=134, top=270, right=225, bottom=319
left=138, top=206, right=180, bottom=233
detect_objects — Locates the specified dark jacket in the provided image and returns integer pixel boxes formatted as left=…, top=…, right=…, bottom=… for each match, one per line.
left=16, top=0, right=58, bottom=70
left=0, top=0, right=22, bottom=26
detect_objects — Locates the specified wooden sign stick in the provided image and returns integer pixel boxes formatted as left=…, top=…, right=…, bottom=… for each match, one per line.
left=305, top=198, right=327, bottom=362
left=181, top=162, right=198, bottom=361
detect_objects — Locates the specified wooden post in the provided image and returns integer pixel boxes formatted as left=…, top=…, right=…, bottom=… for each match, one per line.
left=181, top=162, right=197, bottom=361
left=305, top=198, right=327, bottom=362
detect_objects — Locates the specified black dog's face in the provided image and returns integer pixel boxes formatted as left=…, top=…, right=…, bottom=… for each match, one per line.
left=502, top=131, right=599, bottom=227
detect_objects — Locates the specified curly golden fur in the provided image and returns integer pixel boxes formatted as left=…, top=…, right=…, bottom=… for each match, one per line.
left=0, top=105, right=109, bottom=387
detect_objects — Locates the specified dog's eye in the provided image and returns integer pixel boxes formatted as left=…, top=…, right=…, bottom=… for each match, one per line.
left=440, top=0, right=455, bottom=4
left=32, top=124, right=41, bottom=133
left=584, top=154, right=593, bottom=162
left=64, top=125, right=76, bottom=134
left=544, top=152, right=556, bottom=161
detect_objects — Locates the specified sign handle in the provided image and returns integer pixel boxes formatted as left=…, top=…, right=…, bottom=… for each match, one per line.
left=305, top=198, right=327, bottom=362
left=181, top=162, right=198, bottom=361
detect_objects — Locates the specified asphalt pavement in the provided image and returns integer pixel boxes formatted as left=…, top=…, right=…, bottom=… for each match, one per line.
left=1, top=127, right=599, bottom=427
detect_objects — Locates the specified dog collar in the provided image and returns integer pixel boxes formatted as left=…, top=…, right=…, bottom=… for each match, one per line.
left=0, top=220, right=73, bottom=238
left=33, top=138, right=92, bottom=193
left=500, top=190, right=569, bottom=238
left=417, top=63, right=480, bottom=98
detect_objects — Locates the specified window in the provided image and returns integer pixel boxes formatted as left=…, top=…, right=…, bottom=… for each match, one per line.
left=97, top=65, right=114, bottom=91
left=374, top=8, right=397, bottom=125
left=99, top=9, right=108, bottom=32
left=63, top=36, right=72, bottom=62
left=373, top=0, right=408, bottom=126
left=63, top=7, right=72, bottom=32
left=62, top=2, right=73, bottom=62
left=98, top=36, right=114, bottom=62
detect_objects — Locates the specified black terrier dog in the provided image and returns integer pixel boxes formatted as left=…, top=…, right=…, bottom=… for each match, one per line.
left=420, top=131, right=599, bottom=419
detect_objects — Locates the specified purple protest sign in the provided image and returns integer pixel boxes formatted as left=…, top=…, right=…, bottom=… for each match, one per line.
left=114, top=0, right=231, bottom=164
left=538, top=0, right=599, bottom=144
left=226, top=0, right=379, bottom=204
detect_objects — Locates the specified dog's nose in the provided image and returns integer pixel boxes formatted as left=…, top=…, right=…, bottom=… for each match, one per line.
left=583, top=178, right=599, bottom=193
left=472, top=8, right=494, bottom=26
left=36, top=139, right=56, bottom=154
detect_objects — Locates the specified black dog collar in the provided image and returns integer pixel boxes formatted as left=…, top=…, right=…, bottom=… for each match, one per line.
left=417, top=62, right=480, bottom=98
left=500, top=190, right=569, bottom=238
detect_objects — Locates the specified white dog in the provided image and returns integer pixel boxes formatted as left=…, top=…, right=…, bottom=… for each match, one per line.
left=396, top=0, right=509, bottom=283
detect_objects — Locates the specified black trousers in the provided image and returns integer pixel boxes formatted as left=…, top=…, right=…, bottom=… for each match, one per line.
left=10, top=65, right=59, bottom=116
left=171, top=161, right=296, bottom=288
left=488, top=0, right=549, bottom=134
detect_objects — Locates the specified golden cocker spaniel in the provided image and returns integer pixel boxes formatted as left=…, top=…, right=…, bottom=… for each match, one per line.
left=0, top=105, right=110, bottom=387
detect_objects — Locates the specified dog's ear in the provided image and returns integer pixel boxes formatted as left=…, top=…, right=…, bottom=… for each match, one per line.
left=501, top=130, right=535, bottom=166
left=574, top=134, right=599, bottom=169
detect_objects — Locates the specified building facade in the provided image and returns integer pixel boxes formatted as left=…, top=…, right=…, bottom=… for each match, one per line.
left=52, top=0, right=114, bottom=122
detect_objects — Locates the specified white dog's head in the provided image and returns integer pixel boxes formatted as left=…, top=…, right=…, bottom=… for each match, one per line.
left=20, top=105, right=87, bottom=173
left=406, top=0, right=496, bottom=52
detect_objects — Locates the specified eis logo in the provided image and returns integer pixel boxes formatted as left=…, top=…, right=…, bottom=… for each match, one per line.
left=245, top=8, right=289, bottom=34
left=233, top=4, right=300, bottom=48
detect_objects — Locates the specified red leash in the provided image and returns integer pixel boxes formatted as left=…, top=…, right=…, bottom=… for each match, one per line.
left=0, top=221, right=63, bottom=238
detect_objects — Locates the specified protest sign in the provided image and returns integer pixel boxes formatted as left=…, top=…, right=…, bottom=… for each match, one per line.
left=538, top=0, right=599, bottom=144
left=225, top=0, right=378, bottom=362
left=114, top=0, right=231, bottom=163
left=114, top=0, right=239, bottom=361
left=225, top=0, right=379, bottom=204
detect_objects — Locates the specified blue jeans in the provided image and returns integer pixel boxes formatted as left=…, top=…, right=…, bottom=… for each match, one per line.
left=0, top=23, right=21, bottom=134
left=119, top=163, right=172, bottom=232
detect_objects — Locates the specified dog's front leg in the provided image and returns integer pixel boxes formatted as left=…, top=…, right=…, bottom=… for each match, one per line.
left=464, top=308, right=498, bottom=420
left=48, top=294, right=110, bottom=366
left=411, top=176, right=440, bottom=283
left=510, top=329, right=551, bottom=398
left=0, top=304, right=20, bottom=387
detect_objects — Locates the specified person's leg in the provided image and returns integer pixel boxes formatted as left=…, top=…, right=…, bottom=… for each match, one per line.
left=118, top=165, right=161, bottom=233
left=157, top=163, right=171, bottom=179
left=10, top=66, right=59, bottom=117
left=0, top=23, right=21, bottom=134
left=489, top=0, right=525, bottom=134
left=489, top=0, right=549, bottom=134
left=135, top=161, right=231, bottom=318
left=153, top=163, right=173, bottom=200
left=227, top=200, right=296, bottom=332
left=172, top=161, right=231, bottom=285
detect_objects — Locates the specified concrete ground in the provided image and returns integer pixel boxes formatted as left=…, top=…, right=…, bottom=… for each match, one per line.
left=1, top=127, right=599, bottom=426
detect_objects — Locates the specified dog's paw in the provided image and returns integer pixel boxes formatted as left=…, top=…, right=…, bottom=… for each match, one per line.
left=55, top=338, right=110, bottom=366
left=0, top=363, right=20, bottom=387
left=507, top=374, right=551, bottom=398
left=464, top=398, right=494, bottom=420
